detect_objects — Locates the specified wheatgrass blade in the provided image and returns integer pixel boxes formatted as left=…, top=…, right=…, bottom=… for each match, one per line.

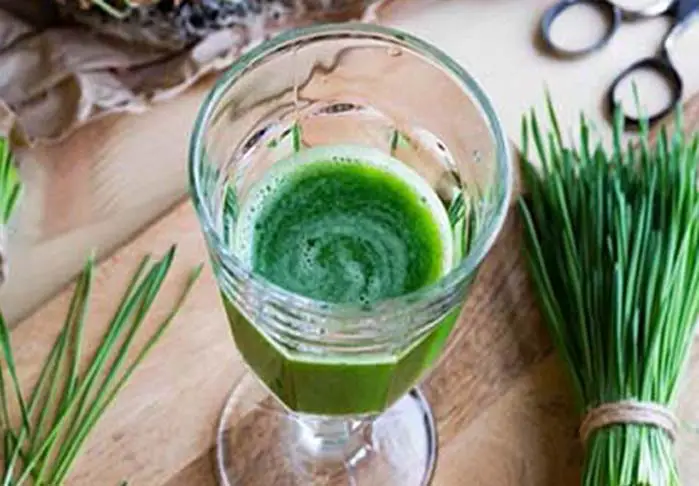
left=5, top=248, right=201, bottom=486
left=48, top=248, right=176, bottom=479
left=50, top=263, right=203, bottom=484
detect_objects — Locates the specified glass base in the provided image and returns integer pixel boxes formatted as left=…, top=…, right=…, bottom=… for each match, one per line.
left=216, top=373, right=437, bottom=486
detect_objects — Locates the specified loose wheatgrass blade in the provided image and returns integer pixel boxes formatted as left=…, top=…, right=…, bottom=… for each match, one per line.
left=42, top=253, right=169, bottom=477
left=0, top=137, right=24, bottom=484
left=57, top=255, right=154, bottom=447
left=519, top=96, right=699, bottom=486
left=2, top=262, right=94, bottom=486
left=0, top=138, right=21, bottom=225
left=50, top=263, right=203, bottom=484
left=0, top=136, right=21, bottom=290
left=47, top=248, right=178, bottom=481
left=0, top=248, right=201, bottom=486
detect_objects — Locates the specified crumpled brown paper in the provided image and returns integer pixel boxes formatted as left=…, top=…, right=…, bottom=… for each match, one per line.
left=0, top=0, right=392, bottom=147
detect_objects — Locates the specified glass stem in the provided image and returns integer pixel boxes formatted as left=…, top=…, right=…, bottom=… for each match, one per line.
left=292, top=414, right=373, bottom=467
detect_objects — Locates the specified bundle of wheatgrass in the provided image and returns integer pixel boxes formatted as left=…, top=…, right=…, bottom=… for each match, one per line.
left=0, top=137, right=202, bottom=484
left=519, top=100, right=699, bottom=485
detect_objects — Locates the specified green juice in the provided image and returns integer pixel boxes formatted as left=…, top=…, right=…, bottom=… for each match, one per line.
left=223, top=145, right=460, bottom=415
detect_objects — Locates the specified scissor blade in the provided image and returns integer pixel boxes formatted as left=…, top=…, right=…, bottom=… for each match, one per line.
left=676, top=0, right=699, bottom=20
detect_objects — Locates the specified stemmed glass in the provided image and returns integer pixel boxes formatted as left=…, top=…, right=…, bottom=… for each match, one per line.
left=189, top=23, right=511, bottom=486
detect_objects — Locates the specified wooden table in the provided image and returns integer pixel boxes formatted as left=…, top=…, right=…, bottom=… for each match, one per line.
left=12, top=126, right=699, bottom=484
left=4, top=1, right=699, bottom=484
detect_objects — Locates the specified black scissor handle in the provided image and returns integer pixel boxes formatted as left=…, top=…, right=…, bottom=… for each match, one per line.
left=607, top=56, right=683, bottom=128
left=541, top=0, right=622, bottom=57
left=608, top=0, right=675, bottom=18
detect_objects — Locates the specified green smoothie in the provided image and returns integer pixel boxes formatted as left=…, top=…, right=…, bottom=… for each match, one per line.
left=223, top=145, right=460, bottom=415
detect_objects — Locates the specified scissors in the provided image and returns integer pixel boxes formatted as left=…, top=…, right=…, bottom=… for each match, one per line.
left=540, top=0, right=699, bottom=127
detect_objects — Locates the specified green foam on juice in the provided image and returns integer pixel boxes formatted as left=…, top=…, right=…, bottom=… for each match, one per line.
left=224, top=144, right=461, bottom=415
left=234, top=145, right=453, bottom=304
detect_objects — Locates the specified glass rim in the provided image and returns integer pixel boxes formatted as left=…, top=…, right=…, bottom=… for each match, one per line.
left=188, top=22, right=512, bottom=318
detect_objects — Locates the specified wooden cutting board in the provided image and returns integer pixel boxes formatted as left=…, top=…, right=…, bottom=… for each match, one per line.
left=10, top=99, right=699, bottom=485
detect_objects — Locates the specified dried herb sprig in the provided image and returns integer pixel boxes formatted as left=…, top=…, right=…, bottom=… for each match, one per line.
left=0, top=250, right=202, bottom=485
left=519, top=97, right=699, bottom=485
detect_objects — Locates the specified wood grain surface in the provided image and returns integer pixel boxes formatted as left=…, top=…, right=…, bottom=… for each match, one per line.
left=3, top=80, right=215, bottom=324
left=8, top=96, right=699, bottom=484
